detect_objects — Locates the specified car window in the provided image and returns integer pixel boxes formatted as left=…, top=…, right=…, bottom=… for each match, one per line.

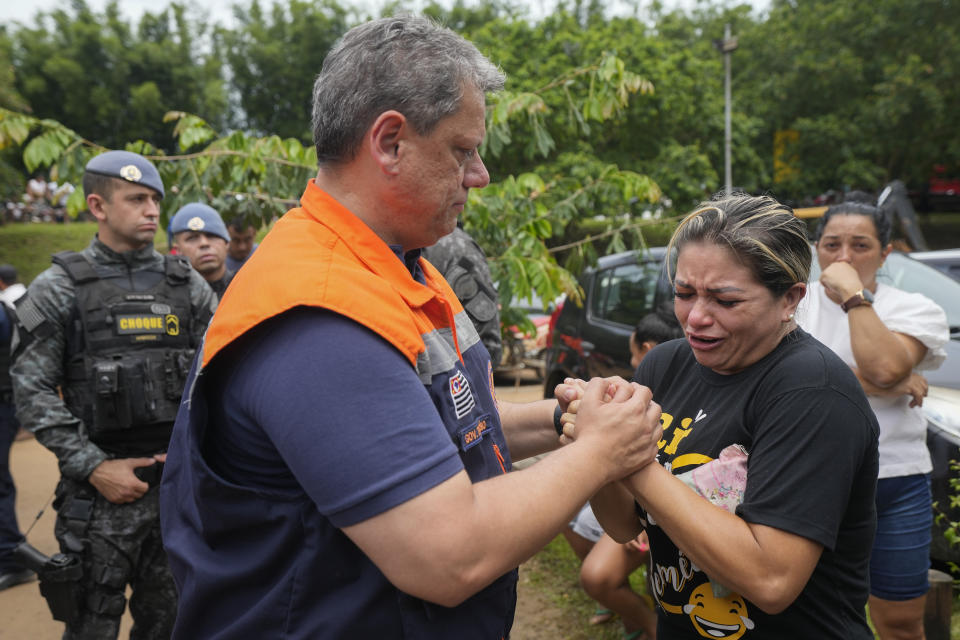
left=881, top=254, right=960, bottom=333
left=590, top=262, right=660, bottom=326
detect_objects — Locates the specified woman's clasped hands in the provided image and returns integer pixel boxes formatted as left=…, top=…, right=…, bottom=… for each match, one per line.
left=553, top=376, right=662, bottom=481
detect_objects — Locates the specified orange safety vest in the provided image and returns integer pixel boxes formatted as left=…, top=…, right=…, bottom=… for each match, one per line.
left=163, top=181, right=517, bottom=638
left=202, top=180, right=467, bottom=371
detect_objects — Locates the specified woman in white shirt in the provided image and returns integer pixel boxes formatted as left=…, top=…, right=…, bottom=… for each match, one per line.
left=798, top=201, right=949, bottom=640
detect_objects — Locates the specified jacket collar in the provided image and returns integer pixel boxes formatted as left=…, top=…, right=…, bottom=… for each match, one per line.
left=88, top=235, right=159, bottom=267
left=300, top=181, right=439, bottom=308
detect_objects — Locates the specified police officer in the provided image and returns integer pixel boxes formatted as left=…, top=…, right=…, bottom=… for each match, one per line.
left=422, top=224, right=502, bottom=366
left=11, top=150, right=218, bottom=639
left=169, top=203, right=234, bottom=300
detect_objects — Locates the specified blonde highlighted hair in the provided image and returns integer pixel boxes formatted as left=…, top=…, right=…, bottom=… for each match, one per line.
left=666, top=194, right=810, bottom=296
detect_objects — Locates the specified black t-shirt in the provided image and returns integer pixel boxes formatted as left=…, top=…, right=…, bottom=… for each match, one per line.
left=635, top=329, right=878, bottom=640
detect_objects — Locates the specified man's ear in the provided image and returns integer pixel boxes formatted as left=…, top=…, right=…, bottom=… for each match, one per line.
left=86, top=193, right=108, bottom=222
left=368, top=110, right=407, bottom=175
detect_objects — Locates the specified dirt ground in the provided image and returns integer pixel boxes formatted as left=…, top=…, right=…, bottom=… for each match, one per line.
left=3, top=375, right=565, bottom=639
left=496, top=375, right=574, bottom=640
left=3, top=429, right=134, bottom=639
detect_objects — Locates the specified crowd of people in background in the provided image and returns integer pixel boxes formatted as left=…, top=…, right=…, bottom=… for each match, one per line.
left=3, top=174, right=76, bottom=224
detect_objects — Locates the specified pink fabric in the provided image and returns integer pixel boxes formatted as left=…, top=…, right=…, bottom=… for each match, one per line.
left=676, top=444, right=748, bottom=513
left=674, top=444, right=749, bottom=598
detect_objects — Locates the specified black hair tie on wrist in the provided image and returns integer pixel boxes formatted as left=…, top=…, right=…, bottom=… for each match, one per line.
left=553, top=403, right=564, bottom=436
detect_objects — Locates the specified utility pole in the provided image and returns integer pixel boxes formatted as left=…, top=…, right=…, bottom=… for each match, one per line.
left=715, top=24, right=738, bottom=196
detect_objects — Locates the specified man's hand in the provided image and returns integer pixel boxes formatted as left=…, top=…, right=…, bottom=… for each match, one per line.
left=553, top=377, right=587, bottom=443
left=556, top=377, right=630, bottom=443
left=88, top=458, right=157, bottom=504
left=553, top=378, right=586, bottom=412
left=565, top=376, right=662, bottom=484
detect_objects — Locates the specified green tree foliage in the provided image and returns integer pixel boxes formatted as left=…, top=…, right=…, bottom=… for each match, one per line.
left=0, top=42, right=661, bottom=308
left=418, top=3, right=665, bottom=304
left=0, top=29, right=27, bottom=113
left=4, top=0, right=960, bottom=296
left=458, top=4, right=763, bottom=213
left=221, top=0, right=351, bottom=141
left=8, top=0, right=227, bottom=153
left=635, top=4, right=769, bottom=206
left=6, top=0, right=957, bottom=206
left=738, top=0, right=960, bottom=199
left=0, top=28, right=29, bottom=201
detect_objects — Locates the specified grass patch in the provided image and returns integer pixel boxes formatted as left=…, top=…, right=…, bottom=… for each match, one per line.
left=0, top=216, right=276, bottom=286
left=519, top=535, right=650, bottom=640
left=0, top=222, right=171, bottom=285
left=955, top=599, right=960, bottom=639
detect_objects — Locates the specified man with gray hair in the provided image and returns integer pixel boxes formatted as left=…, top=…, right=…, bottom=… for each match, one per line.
left=161, top=15, right=661, bottom=638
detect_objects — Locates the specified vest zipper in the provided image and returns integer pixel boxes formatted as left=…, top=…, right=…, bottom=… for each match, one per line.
left=492, top=443, right=506, bottom=474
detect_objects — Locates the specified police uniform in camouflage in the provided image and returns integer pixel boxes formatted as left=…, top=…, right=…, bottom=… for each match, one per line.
left=206, top=269, right=234, bottom=300
left=11, top=151, right=217, bottom=639
left=422, top=226, right=502, bottom=366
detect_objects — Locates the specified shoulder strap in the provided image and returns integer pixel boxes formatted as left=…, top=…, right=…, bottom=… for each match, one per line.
left=455, top=255, right=497, bottom=298
left=164, top=254, right=192, bottom=286
left=51, top=250, right=99, bottom=284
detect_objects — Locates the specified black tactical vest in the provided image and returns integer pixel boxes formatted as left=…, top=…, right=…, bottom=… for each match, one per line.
left=55, top=250, right=196, bottom=456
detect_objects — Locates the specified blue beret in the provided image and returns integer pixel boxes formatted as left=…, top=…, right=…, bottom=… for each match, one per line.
left=169, top=203, right=230, bottom=243
left=85, top=150, right=165, bottom=198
